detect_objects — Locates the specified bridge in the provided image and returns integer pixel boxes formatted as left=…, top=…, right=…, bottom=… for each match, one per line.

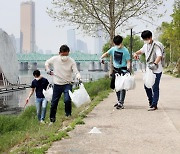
left=17, top=52, right=109, bottom=72
left=17, top=52, right=101, bottom=62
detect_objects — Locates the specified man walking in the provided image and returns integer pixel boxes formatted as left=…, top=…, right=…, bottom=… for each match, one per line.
left=134, top=30, right=163, bottom=111
left=45, top=45, right=81, bottom=124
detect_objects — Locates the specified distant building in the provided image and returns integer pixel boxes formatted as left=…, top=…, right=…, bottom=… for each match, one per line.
left=45, top=50, right=52, bottom=54
left=76, top=39, right=88, bottom=53
left=20, top=1, right=36, bottom=53
left=38, top=49, right=44, bottom=54
left=9, top=34, right=17, bottom=52
left=15, top=38, right=20, bottom=53
left=93, top=27, right=104, bottom=54
left=67, top=29, right=76, bottom=52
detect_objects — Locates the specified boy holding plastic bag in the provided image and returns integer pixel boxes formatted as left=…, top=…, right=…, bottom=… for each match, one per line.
left=45, top=45, right=81, bottom=124
left=134, top=30, right=163, bottom=111
left=100, top=35, right=130, bottom=109
left=26, top=70, right=49, bottom=124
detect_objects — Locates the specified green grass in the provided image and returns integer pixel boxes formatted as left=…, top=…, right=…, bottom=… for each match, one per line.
left=0, top=77, right=111, bottom=154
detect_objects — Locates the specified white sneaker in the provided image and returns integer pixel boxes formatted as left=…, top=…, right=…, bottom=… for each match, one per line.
left=40, top=120, right=45, bottom=124
left=49, top=122, right=54, bottom=126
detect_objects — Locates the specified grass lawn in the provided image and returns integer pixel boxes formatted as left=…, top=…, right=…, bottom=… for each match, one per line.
left=0, top=78, right=111, bottom=153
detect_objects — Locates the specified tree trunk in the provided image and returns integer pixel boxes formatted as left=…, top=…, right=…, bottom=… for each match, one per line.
left=108, top=0, right=115, bottom=77
left=177, top=58, right=180, bottom=74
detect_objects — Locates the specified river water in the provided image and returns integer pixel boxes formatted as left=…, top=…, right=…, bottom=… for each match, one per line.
left=0, top=62, right=108, bottom=115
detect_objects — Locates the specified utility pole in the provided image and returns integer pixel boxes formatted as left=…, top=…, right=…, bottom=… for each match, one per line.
left=130, top=28, right=133, bottom=73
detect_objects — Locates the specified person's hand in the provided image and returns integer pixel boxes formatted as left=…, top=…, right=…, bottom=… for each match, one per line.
left=46, top=69, right=54, bottom=75
left=100, top=58, right=105, bottom=64
left=76, top=73, right=81, bottom=80
left=148, top=63, right=158, bottom=70
left=133, top=53, right=139, bottom=60
left=26, top=97, right=29, bottom=104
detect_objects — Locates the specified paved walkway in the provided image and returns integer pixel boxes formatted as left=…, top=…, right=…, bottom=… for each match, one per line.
left=47, top=72, right=180, bottom=154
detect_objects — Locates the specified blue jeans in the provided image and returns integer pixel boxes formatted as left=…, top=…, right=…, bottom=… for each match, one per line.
left=144, top=72, right=162, bottom=107
left=35, top=98, right=48, bottom=121
left=50, top=84, right=72, bottom=122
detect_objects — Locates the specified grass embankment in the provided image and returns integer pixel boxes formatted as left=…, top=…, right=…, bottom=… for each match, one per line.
left=0, top=78, right=111, bottom=153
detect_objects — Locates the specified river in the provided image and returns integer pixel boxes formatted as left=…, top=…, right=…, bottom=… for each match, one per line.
left=0, top=62, right=108, bottom=115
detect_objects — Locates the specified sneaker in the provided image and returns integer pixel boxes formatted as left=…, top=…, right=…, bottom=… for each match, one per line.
left=48, top=122, right=54, bottom=126
left=65, top=113, right=71, bottom=117
left=116, top=103, right=123, bottom=109
left=148, top=106, right=158, bottom=111
left=121, top=104, right=124, bottom=109
left=114, top=103, right=118, bottom=107
left=40, top=120, right=45, bottom=124
left=149, top=105, right=154, bottom=108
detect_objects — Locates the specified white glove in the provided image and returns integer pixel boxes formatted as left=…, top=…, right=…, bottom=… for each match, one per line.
left=76, top=73, right=81, bottom=80
left=46, top=69, right=53, bottom=75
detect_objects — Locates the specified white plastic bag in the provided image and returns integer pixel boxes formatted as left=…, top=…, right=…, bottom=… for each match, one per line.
left=123, top=73, right=136, bottom=90
left=143, top=68, right=156, bottom=88
left=69, top=83, right=91, bottom=107
left=115, top=73, right=125, bottom=92
left=43, top=84, right=53, bottom=102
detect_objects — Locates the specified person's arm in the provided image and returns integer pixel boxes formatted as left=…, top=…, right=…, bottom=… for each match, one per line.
left=26, top=88, right=35, bottom=103
left=133, top=50, right=143, bottom=60
left=45, top=57, right=55, bottom=75
left=148, top=46, right=162, bottom=70
left=45, top=79, right=49, bottom=90
left=101, top=52, right=109, bottom=59
left=154, top=46, right=162, bottom=65
left=72, top=60, right=81, bottom=80
left=127, top=60, right=131, bottom=70
left=154, top=56, right=162, bottom=65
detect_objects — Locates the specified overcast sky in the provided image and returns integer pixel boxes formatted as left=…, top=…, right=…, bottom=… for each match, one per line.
left=0, top=0, right=175, bottom=53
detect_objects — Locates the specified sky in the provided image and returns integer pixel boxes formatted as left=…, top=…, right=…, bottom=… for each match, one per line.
left=0, top=0, right=175, bottom=54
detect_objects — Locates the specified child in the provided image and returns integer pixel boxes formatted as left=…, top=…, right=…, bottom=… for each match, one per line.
left=100, top=35, right=130, bottom=109
left=26, top=70, right=49, bottom=123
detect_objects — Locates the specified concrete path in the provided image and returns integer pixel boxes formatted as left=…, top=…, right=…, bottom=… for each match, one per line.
left=47, top=72, right=180, bottom=154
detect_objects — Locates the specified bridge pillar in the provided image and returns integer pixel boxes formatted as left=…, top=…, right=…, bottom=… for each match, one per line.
left=103, top=62, right=109, bottom=72
left=96, top=62, right=103, bottom=71
left=19, top=62, right=28, bottom=71
left=88, top=61, right=95, bottom=71
left=19, top=62, right=24, bottom=71
left=76, top=62, right=81, bottom=71
left=24, top=62, right=28, bottom=70
left=30, top=62, right=37, bottom=70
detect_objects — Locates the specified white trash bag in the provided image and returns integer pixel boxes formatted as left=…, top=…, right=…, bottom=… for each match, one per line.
left=143, top=68, right=156, bottom=88
left=69, top=83, right=91, bottom=108
left=123, top=73, right=136, bottom=90
left=43, top=84, right=53, bottom=102
left=115, top=73, right=126, bottom=92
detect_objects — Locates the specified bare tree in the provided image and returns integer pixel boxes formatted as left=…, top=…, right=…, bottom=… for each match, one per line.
left=47, top=0, right=166, bottom=73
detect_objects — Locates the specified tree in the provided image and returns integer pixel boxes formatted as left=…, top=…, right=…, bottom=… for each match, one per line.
left=158, top=0, right=180, bottom=64
left=123, top=35, right=143, bottom=53
left=47, top=0, right=166, bottom=73
left=157, top=0, right=180, bottom=76
left=123, top=35, right=145, bottom=63
left=102, top=42, right=111, bottom=54
left=48, top=0, right=165, bottom=45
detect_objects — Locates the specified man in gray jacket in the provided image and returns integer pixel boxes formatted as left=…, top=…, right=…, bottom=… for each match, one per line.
left=45, top=45, right=81, bottom=123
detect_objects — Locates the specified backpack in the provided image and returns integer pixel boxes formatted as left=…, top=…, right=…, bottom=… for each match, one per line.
left=147, top=41, right=165, bottom=67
